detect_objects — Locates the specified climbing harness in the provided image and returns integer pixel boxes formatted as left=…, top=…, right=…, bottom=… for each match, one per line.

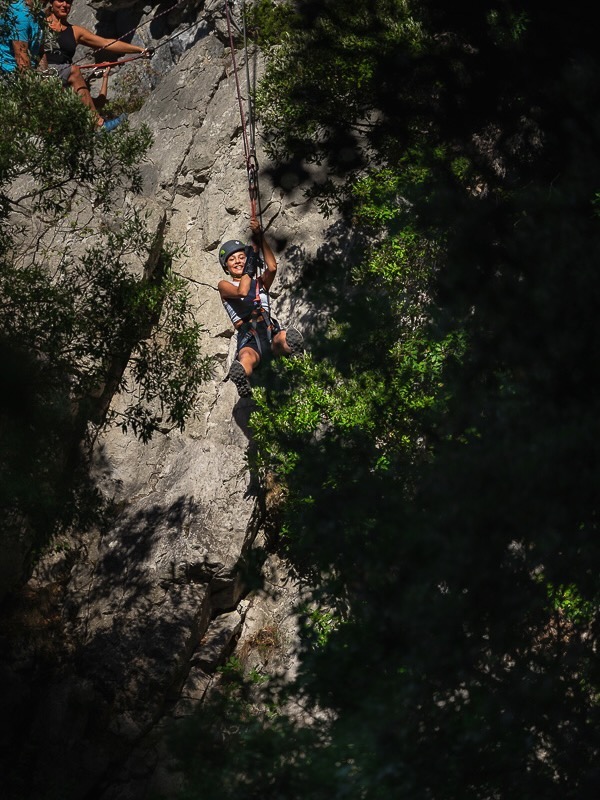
left=235, top=276, right=276, bottom=358
left=223, top=256, right=276, bottom=358
left=219, top=238, right=274, bottom=355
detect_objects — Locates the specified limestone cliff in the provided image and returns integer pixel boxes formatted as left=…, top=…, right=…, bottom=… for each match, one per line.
left=0, top=3, right=330, bottom=798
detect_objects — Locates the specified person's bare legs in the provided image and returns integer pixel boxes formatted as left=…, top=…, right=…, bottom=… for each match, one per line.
left=68, top=65, right=102, bottom=126
left=227, top=347, right=259, bottom=397
left=272, top=329, right=304, bottom=357
left=272, top=331, right=291, bottom=356
left=238, top=347, right=260, bottom=376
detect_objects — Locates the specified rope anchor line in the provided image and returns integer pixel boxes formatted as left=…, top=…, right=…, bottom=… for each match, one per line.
left=77, top=50, right=154, bottom=71
left=224, top=0, right=261, bottom=221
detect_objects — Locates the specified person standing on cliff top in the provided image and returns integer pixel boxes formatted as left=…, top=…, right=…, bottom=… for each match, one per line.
left=218, top=216, right=303, bottom=398
left=44, top=0, right=152, bottom=131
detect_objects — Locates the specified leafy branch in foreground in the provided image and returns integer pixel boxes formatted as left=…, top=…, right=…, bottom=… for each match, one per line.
left=1, top=74, right=210, bottom=442
left=0, top=73, right=211, bottom=586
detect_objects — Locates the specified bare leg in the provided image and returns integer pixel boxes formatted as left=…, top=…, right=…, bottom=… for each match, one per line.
left=227, top=347, right=259, bottom=398
left=68, top=65, right=102, bottom=125
left=271, top=330, right=290, bottom=356
left=272, top=328, right=304, bottom=357
left=238, top=346, right=260, bottom=376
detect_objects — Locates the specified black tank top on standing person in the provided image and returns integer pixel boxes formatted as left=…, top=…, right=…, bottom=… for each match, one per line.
left=45, top=23, right=77, bottom=65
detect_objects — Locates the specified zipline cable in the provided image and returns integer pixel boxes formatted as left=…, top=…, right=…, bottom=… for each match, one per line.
left=243, top=4, right=257, bottom=158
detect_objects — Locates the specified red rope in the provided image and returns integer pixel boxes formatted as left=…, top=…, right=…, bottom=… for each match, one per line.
left=77, top=53, right=149, bottom=70
left=224, top=0, right=257, bottom=218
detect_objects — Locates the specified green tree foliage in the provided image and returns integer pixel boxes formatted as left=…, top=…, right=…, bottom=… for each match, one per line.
left=172, top=0, right=600, bottom=798
left=0, top=74, right=211, bottom=583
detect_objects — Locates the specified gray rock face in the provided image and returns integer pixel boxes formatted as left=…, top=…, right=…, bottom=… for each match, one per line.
left=2, top=5, right=329, bottom=799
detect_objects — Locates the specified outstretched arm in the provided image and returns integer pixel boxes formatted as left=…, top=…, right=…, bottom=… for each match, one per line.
left=250, top=217, right=277, bottom=291
left=72, top=25, right=149, bottom=56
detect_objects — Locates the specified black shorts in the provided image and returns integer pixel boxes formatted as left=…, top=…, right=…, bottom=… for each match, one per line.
left=236, top=318, right=282, bottom=359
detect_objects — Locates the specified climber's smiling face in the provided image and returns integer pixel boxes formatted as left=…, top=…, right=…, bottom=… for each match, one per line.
left=226, top=250, right=247, bottom=278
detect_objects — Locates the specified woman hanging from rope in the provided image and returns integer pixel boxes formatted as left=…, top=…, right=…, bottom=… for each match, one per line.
left=218, top=216, right=304, bottom=398
left=44, top=0, right=152, bottom=130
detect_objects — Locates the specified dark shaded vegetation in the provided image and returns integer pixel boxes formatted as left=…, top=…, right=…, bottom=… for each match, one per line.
left=172, top=1, right=600, bottom=798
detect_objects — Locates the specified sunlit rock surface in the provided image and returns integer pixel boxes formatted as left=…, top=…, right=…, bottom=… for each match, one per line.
left=1, top=3, right=332, bottom=798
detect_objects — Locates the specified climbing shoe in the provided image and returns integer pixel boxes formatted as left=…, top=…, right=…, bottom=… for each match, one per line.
left=285, top=327, right=304, bottom=357
left=101, top=114, right=128, bottom=133
left=227, top=359, right=252, bottom=398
